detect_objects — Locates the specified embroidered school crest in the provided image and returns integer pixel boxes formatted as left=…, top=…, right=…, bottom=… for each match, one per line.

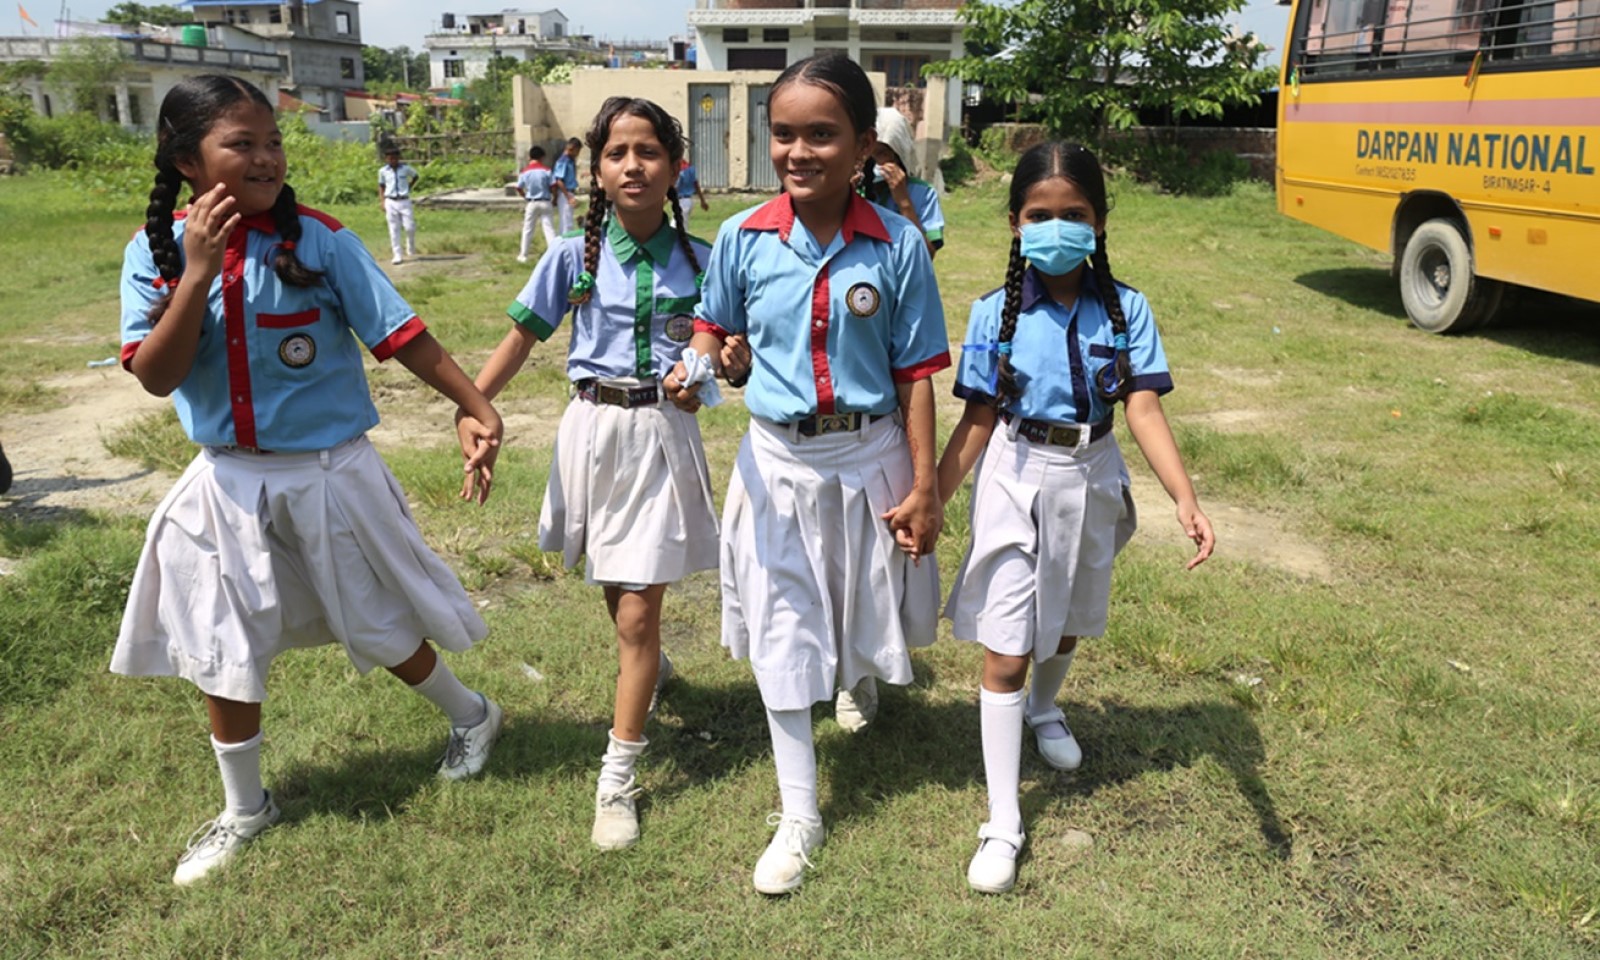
left=278, top=334, right=316, bottom=368
left=846, top=282, right=880, bottom=318
left=665, top=314, right=695, bottom=342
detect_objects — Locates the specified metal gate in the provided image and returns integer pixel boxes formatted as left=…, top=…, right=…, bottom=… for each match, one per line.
left=746, top=84, right=779, bottom=193
left=687, top=84, right=729, bottom=190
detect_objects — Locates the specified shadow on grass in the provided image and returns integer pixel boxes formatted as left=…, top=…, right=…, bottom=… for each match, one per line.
left=1294, top=266, right=1405, bottom=319
left=0, top=466, right=159, bottom=520
left=1481, top=290, right=1600, bottom=366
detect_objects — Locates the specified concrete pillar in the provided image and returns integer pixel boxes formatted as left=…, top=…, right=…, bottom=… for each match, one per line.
left=115, top=82, right=132, bottom=129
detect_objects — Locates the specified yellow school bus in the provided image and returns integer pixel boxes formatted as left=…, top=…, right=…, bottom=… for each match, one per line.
left=1276, top=0, right=1600, bottom=332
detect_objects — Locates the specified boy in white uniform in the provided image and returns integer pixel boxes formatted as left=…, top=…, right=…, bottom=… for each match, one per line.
left=378, top=147, right=419, bottom=265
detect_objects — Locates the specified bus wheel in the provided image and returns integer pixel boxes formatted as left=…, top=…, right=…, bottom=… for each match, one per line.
left=1399, top=218, right=1503, bottom=334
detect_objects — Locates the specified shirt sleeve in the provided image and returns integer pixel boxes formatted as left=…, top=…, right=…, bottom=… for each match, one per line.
left=952, top=296, right=1000, bottom=403
left=506, top=238, right=575, bottom=340
left=887, top=224, right=950, bottom=382
left=915, top=183, right=945, bottom=248
left=322, top=226, right=425, bottom=359
left=1122, top=287, right=1174, bottom=396
left=119, top=234, right=165, bottom=370
left=692, top=220, right=747, bottom=340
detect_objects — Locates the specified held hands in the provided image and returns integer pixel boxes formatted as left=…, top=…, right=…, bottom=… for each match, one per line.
left=454, top=408, right=504, bottom=505
left=181, top=183, right=241, bottom=280
left=664, top=361, right=705, bottom=413
left=1177, top=500, right=1215, bottom=570
left=883, top=487, right=942, bottom=566
left=720, top=334, right=752, bottom=386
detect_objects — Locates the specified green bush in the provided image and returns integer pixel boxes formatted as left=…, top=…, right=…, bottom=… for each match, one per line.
left=4, top=110, right=143, bottom=170
left=939, top=135, right=976, bottom=187
left=1132, top=141, right=1250, bottom=197
left=976, top=125, right=1018, bottom=172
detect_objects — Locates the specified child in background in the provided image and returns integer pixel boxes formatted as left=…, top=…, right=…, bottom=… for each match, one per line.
left=936, top=142, right=1215, bottom=894
left=552, top=136, right=583, bottom=233
left=378, top=145, right=419, bottom=265
left=112, top=75, right=505, bottom=886
left=677, top=54, right=948, bottom=895
left=516, top=145, right=557, bottom=263
left=458, top=97, right=719, bottom=852
left=675, top=157, right=710, bottom=225
left=862, top=107, right=944, bottom=257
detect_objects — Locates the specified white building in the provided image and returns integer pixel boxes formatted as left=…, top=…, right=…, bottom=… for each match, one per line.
left=424, top=8, right=600, bottom=86
left=180, top=0, right=366, bottom=119
left=687, top=0, right=966, bottom=133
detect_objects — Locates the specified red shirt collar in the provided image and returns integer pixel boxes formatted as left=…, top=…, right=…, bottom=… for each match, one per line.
left=740, top=192, right=892, bottom=245
left=239, top=211, right=278, bottom=234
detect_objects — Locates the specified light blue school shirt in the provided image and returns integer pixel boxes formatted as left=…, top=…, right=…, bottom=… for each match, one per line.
left=870, top=177, right=945, bottom=248
left=518, top=163, right=554, bottom=201
left=694, top=193, right=950, bottom=423
left=120, top=207, right=423, bottom=451
left=953, top=266, right=1172, bottom=425
left=676, top=163, right=699, bottom=197
left=378, top=163, right=418, bottom=199
left=507, top=216, right=709, bottom=382
left=552, top=153, right=578, bottom=192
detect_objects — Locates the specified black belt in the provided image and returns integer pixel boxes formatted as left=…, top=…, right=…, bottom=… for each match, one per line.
left=790, top=411, right=890, bottom=437
left=1002, top=411, right=1113, bottom=448
left=575, top=379, right=660, bottom=408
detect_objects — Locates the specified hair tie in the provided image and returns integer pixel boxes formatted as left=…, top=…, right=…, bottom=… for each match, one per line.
left=278, top=241, right=295, bottom=252
left=997, top=342, right=1013, bottom=356
left=695, top=271, right=705, bottom=291
left=1113, top=334, right=1129, bottom=352
left=567, top=271, right=597, bottom=303
left=152, top=276, right=177, bottom=291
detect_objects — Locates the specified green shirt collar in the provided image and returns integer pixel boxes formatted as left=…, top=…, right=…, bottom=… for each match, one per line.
left=607, top=215, right=676, bottom=266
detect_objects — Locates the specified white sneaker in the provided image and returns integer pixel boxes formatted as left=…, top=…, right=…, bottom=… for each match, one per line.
left=437, top=696, right=503, bottom=781
left=834, top=676, right=878, bottom=733
left=406, top=246, right=417, bottom=257
left=592, top=779, right=643, bottom=851
left=752, top=813, right=825, bottom=895
left=173, top=792, right=280, bottom=886
left=516, top=254, right=529, bottom=263
left=966, top=823, right=1024, bottom=894
left=646, top=649, right=674, bottom=721
left=1026, top=708, right=1082, bottom=771
left=391, top=254, right=403, bottom=265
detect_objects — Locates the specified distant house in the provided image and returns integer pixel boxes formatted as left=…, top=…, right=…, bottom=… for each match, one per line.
left=179, top=0, right=366, bottom=119
left=687, top=0, right=967, bottom=129
left=424, top=8, right=601, bottom=86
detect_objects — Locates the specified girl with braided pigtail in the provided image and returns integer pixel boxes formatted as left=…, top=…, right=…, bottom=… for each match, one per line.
left=460, top=97, right=720, bottom=853
left=935, top=141, right=1215, bottom=895
left=114, top=75, right=506, bottom=887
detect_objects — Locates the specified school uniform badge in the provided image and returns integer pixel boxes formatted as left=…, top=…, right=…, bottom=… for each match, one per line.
left=665, top=314, right=695, bottom=342
left=846, top=282, right=880, bottom=318
left=279, top=334, right=316, bottom=368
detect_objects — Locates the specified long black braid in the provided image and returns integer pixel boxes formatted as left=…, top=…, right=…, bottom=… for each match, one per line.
left=1088, top=233, right=1133, bottom=402
left=571, top=169, right=609, bottom=305
left=144, top=75, right=321, bottom=323
left=665, top=184, right=702, bottom=277
left=994, top=234, right=1027, bottom=407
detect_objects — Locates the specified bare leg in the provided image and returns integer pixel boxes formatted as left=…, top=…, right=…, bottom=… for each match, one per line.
left=605, top=584, right=666, bottom=743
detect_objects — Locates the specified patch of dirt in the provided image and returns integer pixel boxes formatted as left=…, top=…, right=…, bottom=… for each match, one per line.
left=1127, top=471, right=1335, bottom=583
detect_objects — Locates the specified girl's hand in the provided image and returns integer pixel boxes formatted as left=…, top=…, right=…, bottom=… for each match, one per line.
left=1178, top=501, right=1215, bottom=569
left=720, top=335, right=752, bottom=385
left=455, top=409, right=503, bottom=505
left=881, top=162, right=911, bottom=203
left=663, top=363, right=704, bottom=413
left=181, top=183, right=240, bottom=279
left=883, top=487, right=943, bottom=565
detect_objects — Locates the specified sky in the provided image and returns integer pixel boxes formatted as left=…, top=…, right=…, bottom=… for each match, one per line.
left=33, top=1, right=1293, bottom=65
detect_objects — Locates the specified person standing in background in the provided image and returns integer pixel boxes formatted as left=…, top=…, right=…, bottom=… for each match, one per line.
left=378, top=146, right=419, bottom=265
left=552, top=137, right=582, bottom=234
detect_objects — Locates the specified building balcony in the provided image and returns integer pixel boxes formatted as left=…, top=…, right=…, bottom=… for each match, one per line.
left=687, top=1, right=962, bottom=26
left=0, top=36, right=287, bottom=74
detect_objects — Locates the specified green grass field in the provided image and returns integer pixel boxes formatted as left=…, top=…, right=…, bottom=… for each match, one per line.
left=1, top=169, right=1597, bottom=958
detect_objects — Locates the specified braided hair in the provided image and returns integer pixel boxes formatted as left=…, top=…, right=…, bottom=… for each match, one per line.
left=570, top=96, right=701, bottom=305
left=996, top=141, right=1132, bottom=407
left=144, top=74, right=321, bottom=323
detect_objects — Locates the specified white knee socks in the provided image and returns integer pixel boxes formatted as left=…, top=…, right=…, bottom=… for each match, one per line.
left=766, top=707, right=820, bottom=824
left=411, top=658, right=487, bottom=729
left=598, top=731, right=648, bottom=795
left=1027, top=647, right=1077, bottom=739
left=212, top=732, right=267, bottom=817
left=979, top=687, right=1026, bottom=836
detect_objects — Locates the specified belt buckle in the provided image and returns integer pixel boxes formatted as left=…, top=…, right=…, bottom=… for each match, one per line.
left=815, top=413, right=854, bottom=435
left=598, top=384, right=627, bottom=406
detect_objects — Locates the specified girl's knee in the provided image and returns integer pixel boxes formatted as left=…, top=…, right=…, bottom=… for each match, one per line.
left=982, top=651, right=1030, bottom=692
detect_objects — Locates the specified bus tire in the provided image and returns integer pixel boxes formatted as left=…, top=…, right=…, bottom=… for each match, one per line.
left=1399, top=218, right=1503, bottom=334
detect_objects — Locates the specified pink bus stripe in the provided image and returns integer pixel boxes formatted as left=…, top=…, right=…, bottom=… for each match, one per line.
left=1285, top=97, right=1600, bottom=127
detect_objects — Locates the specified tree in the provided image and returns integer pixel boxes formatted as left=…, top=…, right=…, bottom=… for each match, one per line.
left=361, top=45, right=429, bottom=91
left=101, top=3, right=191, bottom=26
left=933, top=0, right=1274, bottom=143
left=49, top=38, right=127, bottom=116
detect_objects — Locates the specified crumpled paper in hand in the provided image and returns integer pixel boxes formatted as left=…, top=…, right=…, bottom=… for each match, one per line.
left=679, top=347, right=723, bottom=408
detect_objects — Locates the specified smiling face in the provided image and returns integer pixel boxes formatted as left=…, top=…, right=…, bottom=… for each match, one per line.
left=768, top=81, right=874, bottom=212
left=1011, top=175, right=1103, bottom=239
left=176, top=100, right=284, bottom=218
left=596, top=112, right=673, bottom=217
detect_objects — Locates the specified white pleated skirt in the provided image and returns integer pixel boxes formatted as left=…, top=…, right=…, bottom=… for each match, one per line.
left=944, top=424, right=1137, bottom=661
left=539, top=391, right=720, bottom=586
left=720, top=414, right=940, bottom=710
left=112, top=436, right=487, bottom=703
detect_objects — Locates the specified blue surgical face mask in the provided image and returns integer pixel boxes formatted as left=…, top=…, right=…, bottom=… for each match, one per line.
left=1019, top=219, right=1097, bottom=276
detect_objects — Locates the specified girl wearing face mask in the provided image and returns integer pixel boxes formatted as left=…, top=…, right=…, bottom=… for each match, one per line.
left=935, top=142, right=1215, bottom=895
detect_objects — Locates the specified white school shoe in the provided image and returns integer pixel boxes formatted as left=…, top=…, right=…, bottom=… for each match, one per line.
left=173, top=792, right=281, bottom=886
left=516, top=254, right=529, bottom=264
left=753, top=813, right=826, bottom=895
left=966, top=822, right=1025, bottom=895
left=406, top=245, right=418, bottom=257
left=437, top=695, right=504, bottom=781
left=1025, top=707, right=1083, bottom=771
left=391, top=254, right=404, bottom=265
left=834, top=676, right=878, bottom=733
left=592, top=778, right=644, bottom=851
left=646, top=649, right=674, bottom=722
